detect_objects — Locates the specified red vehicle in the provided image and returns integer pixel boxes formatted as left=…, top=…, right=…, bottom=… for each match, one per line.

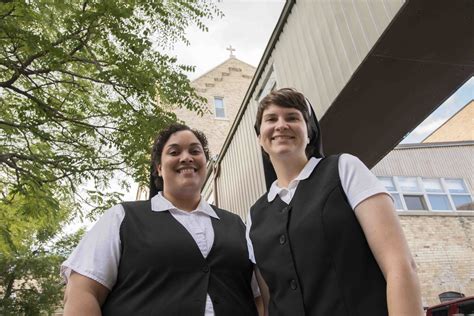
left=425, top=296, right=474, bottom=316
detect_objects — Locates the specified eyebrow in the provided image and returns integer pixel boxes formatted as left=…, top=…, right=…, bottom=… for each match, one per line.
left=263, top=113, right=277, bottom=118
left=263, top=111, right=301, bottom=117
left=166, top=142, right=202, bottom=148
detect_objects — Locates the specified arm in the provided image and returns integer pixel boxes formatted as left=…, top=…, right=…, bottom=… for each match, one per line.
left=355, top=193, right=424, bottom=316
left=63, top=271, right=109, bottom=315
left=255, top=267, right=270, bottom=316
left=60, top=205, right=123, bottom=315
left=254, top=295, right=264, bottom=316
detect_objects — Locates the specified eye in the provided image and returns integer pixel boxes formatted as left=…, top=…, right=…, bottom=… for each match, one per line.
left=264, top=117, right=277, bottom=122
left=188, top=146, right=203, bottom=155
left=167, top=150, right=179, bottom=156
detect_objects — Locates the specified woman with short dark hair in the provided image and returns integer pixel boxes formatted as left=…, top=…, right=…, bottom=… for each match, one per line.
left=248, top=88, right=423, bottom=315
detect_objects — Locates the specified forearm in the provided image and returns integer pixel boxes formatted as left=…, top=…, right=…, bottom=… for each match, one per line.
left=386, top=261, right=424, bottom=316
left=63, top=272, right=108, bottom=316
left=63, top=291, right=102, bottom=316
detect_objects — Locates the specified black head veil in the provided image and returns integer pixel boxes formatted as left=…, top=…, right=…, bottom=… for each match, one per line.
left=305, top=97, right=324, bottom=159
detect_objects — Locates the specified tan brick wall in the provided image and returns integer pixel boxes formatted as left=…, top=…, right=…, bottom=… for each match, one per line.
left=423, top=100, right=474, bottom=143
left=172, top=57, right=255, bottom=156
left=399, top=214, right=474, bottom=306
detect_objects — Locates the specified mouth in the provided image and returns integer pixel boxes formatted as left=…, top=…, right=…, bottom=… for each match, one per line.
left=271, top=135, right=294, bottom=140
left=176, top=167, right=197, bottom=174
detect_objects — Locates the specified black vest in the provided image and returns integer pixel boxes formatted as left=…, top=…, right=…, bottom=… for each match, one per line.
left=250, top=155, right=388, bottom=316
left=102, top=200, right=258, bottom=316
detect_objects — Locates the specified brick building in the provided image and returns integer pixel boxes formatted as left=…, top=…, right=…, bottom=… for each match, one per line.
left=172, top=56, right=255, bottom=157
left=372, top=100, right=474, bottom=306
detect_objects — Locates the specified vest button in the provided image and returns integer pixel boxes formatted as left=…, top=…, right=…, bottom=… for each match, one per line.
left=290, top=279, right=298, bottom=290
left=279, top=234, right=286, bottom=245
left=202, top=265, right=209, bottom=273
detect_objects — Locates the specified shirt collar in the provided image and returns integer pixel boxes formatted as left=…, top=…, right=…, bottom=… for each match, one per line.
left=267, top=157, right=321, bottom=202
left=151, top=192, right=219, bottom=219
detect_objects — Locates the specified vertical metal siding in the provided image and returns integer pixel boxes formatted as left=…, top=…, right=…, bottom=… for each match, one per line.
left=216, top=101, right=267, bottom=218
left=272, top=0, right=404, bottom=114
left=212, top=0, right=405, bottom=218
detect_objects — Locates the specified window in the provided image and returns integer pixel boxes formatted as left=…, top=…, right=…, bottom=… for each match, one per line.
left=398, top=176, right=420, bottom=192
left=452, top=195, right=473, bottom=210
left=379, top=177, right=396, bottom=191
left=427, top=195, right=451, bottom=210
left=214, top=97, right=225, bottom=118
left=377, top=176, right=473, bottom=212
left=404, top=195, right=427, bottom=210
left=445, top=178, right=468, bottom=193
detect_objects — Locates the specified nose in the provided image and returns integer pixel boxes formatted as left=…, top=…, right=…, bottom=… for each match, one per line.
left=179, top=151, right=194, bottom=163
left=275, top=117, right=289, bottom=131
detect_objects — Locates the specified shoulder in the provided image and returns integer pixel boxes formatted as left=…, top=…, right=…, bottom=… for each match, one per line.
left=339, top=153, right=363, bottom=167
left=121, top=200, right=151, bottom=211
left=338, top=153, right=372, bottom=181
left=119, top=200, right=152, bottom=221
left=337, top=153, right=388, bottom=209
left=211, top=205, right=243, bottom=222
left=313, top=154, right=343, bottom=173
left=251, top=192, right=269, bottom=210
left=97, top=203, right=126, bottom=225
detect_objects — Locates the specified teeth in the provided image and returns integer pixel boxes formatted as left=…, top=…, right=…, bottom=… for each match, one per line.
left=179, top=168, right=195, bottom=174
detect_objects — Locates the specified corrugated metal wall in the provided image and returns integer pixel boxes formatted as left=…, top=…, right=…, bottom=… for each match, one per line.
left=274, top=0, right=404, bottom=115
left=213, top=0, right=405, bottom=218
left=215, top=99, right=267, bottom=218
left=372, top=143, right=474, bottom=191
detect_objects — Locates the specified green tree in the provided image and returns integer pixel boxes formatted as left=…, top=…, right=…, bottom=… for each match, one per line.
left=0, top=0, right=221, bottom=313
left=0, top=189, right=84, bottom=315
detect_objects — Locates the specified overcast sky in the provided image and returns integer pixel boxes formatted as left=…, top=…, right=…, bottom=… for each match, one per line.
left=163, top=0, right=285, bottom=79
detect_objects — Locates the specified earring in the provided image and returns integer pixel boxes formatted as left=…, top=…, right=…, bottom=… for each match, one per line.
left=307, top=137, right=310, bottom=144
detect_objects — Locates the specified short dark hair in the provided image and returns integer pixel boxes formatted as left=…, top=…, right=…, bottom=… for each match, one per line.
left=151, top=123, right=210, bottom=190
left=255, top=88, right=315, bottom=157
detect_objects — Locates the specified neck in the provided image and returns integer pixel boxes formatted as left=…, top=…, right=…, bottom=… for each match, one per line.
left=162, top=190, right=201, bottom=212
left=270, top=154, right=309, bottom=188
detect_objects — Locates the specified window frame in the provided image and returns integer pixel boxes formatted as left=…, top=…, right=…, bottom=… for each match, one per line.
left=377, top=176, right=473, bottom=212
left=213, top=96, right=226, bottom=119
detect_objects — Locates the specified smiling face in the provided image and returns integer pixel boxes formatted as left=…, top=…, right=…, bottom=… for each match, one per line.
left=157, top=130, right=207, bottom=198
left=259, top=103, right=309, bottom=161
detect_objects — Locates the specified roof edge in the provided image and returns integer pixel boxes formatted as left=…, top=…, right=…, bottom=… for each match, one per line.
left=395, top=140, right=474, bottom=150
left=191, top=57, right=257, bottom=83
left=421, top=98, right=473, bottom=143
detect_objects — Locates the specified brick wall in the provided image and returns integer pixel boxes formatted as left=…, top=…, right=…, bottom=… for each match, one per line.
left=173, top=57, right=256, bottom=156
left=399, top=215, right=474, bottom=306
left=373, top=144, right=474, bottom=306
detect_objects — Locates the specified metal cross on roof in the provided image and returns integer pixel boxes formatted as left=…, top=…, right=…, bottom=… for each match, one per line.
left=226, top=45, right=236, bottom=57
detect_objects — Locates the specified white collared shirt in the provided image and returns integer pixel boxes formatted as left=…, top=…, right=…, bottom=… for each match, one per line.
left=246, top=154, right=389, bottom=264
left=266, top=156, right=319, bottom=204
left=61, top=192, right=255, bottom=316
